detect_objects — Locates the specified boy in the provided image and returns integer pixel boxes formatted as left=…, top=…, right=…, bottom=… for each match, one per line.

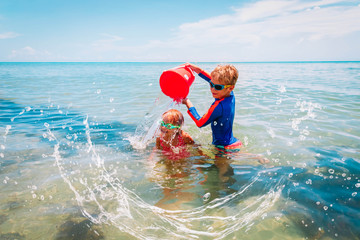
left=182, top=63, right=242, bottom=151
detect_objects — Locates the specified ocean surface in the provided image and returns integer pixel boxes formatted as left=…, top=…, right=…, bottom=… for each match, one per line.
left=0, top=62, right=359, bottom=240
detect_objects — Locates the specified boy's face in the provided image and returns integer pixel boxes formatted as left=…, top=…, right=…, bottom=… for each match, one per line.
left=210, top=76, right=235, bottom=99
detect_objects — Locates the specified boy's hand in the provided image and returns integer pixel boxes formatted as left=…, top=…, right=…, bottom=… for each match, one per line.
left=182, top=98, right=193, bottom=109
left=184, top=63, right=202, bottom=74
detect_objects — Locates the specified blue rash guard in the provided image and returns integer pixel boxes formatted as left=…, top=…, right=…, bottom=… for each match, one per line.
left=187, top=71, right=238, bottom=146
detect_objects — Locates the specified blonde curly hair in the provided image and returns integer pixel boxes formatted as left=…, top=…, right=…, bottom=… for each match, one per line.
left=211, top=64, right=238, bottom=85
left=162, top=109, right=184, bottom=126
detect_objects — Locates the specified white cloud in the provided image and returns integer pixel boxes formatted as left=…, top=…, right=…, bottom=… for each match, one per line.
left=140, top=0, right=360, bottom=61
left=0, top=32, right=20, bottom=39
left=92, top=33, right=124, bottom=51
left=173, top=0, right=360, bottom=46
left=10, top=46, right=35, bottom=57
left=9, top=46, right=51, bottom=60
left=85, top=0, right=360, bottom=61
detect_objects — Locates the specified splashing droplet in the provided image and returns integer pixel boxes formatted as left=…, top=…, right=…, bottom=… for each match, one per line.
left=203, top=192, right=211, bottom=202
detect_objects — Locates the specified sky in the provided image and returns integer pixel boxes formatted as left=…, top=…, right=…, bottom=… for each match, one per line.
left=0, top=0, right=359, bottom=62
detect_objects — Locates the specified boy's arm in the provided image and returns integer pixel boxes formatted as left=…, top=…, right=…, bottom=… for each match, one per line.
left=183, top=98, right=224, bottom=128
left=182, top=98, right=193, bottom=109
left=184, top=63, right=211, bottom=82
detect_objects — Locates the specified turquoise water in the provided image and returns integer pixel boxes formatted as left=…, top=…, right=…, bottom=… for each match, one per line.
left=0, top=62, right=359, bottom=239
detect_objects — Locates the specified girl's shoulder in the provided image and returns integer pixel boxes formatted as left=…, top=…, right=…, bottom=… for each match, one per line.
left=156, top=137, right=161, bottom=149
left=181, top=130, right=194, bottom=144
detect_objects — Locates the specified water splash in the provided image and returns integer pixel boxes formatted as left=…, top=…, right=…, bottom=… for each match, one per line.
left=279, top=85, right=286, bottom=93
left=2, top=125, right=11, bottom=142
left=44, top=116, right=285, bottom=239
left=129, top=98, right=177, bottom=150
left=291, top=101, right=322, bottom=134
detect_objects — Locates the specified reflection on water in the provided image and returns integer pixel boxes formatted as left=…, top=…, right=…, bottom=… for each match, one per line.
left=1, top=62, right=360, bottom=240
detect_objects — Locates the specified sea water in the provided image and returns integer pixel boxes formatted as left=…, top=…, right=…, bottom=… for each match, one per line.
left=0, top=62, right=359, bottom=240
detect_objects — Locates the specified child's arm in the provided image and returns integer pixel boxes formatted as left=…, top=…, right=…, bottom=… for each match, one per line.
left=184, top=63, right=211, bottom=82
left=156, top=137, right=161, bottom=149
left=183, top=98, right=224, bottom=128
left=181, top=130, right=194, bottom=145
left=182, top=98, right=193, bottom=109
left=183, top=63, right=202, bottom=74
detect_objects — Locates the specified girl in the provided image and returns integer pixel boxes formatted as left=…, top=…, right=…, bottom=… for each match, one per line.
left=156, top=109, right=194, bottom=157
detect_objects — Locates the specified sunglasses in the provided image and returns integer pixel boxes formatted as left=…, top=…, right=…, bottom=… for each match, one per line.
left=160, top=121, right=181, bottom=129
left=209, top=81, right=233, bottom=91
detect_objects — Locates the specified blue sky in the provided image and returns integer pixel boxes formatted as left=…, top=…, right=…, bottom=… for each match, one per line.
left=0, top=0, right=359, bottom=62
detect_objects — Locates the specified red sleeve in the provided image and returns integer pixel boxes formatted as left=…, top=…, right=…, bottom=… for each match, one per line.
left=187, top=99, right=224, bottom=127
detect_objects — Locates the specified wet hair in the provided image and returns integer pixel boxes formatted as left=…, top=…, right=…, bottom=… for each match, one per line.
left=162, top=109, right=184, bottom=126
left=211, top=64, right=239, bottom=85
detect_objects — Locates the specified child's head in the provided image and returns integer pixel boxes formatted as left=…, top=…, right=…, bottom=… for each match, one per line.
left=160, top=109, right=184, bottom=133
left=211, top=64, right=238, bottom=85
left=209, top=65, right=238, bottom=99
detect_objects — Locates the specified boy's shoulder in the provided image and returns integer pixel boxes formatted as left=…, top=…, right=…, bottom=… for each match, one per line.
left=217, top=92, right=235, bottom=104
left=217, top=93, right=235, bottom=112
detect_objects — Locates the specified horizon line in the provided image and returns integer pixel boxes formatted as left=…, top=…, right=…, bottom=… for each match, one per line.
left=1, top=60, right=360, bottom=64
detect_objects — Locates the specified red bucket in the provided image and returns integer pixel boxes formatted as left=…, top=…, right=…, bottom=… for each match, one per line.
left=159, top=65, right=195, bottom=101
